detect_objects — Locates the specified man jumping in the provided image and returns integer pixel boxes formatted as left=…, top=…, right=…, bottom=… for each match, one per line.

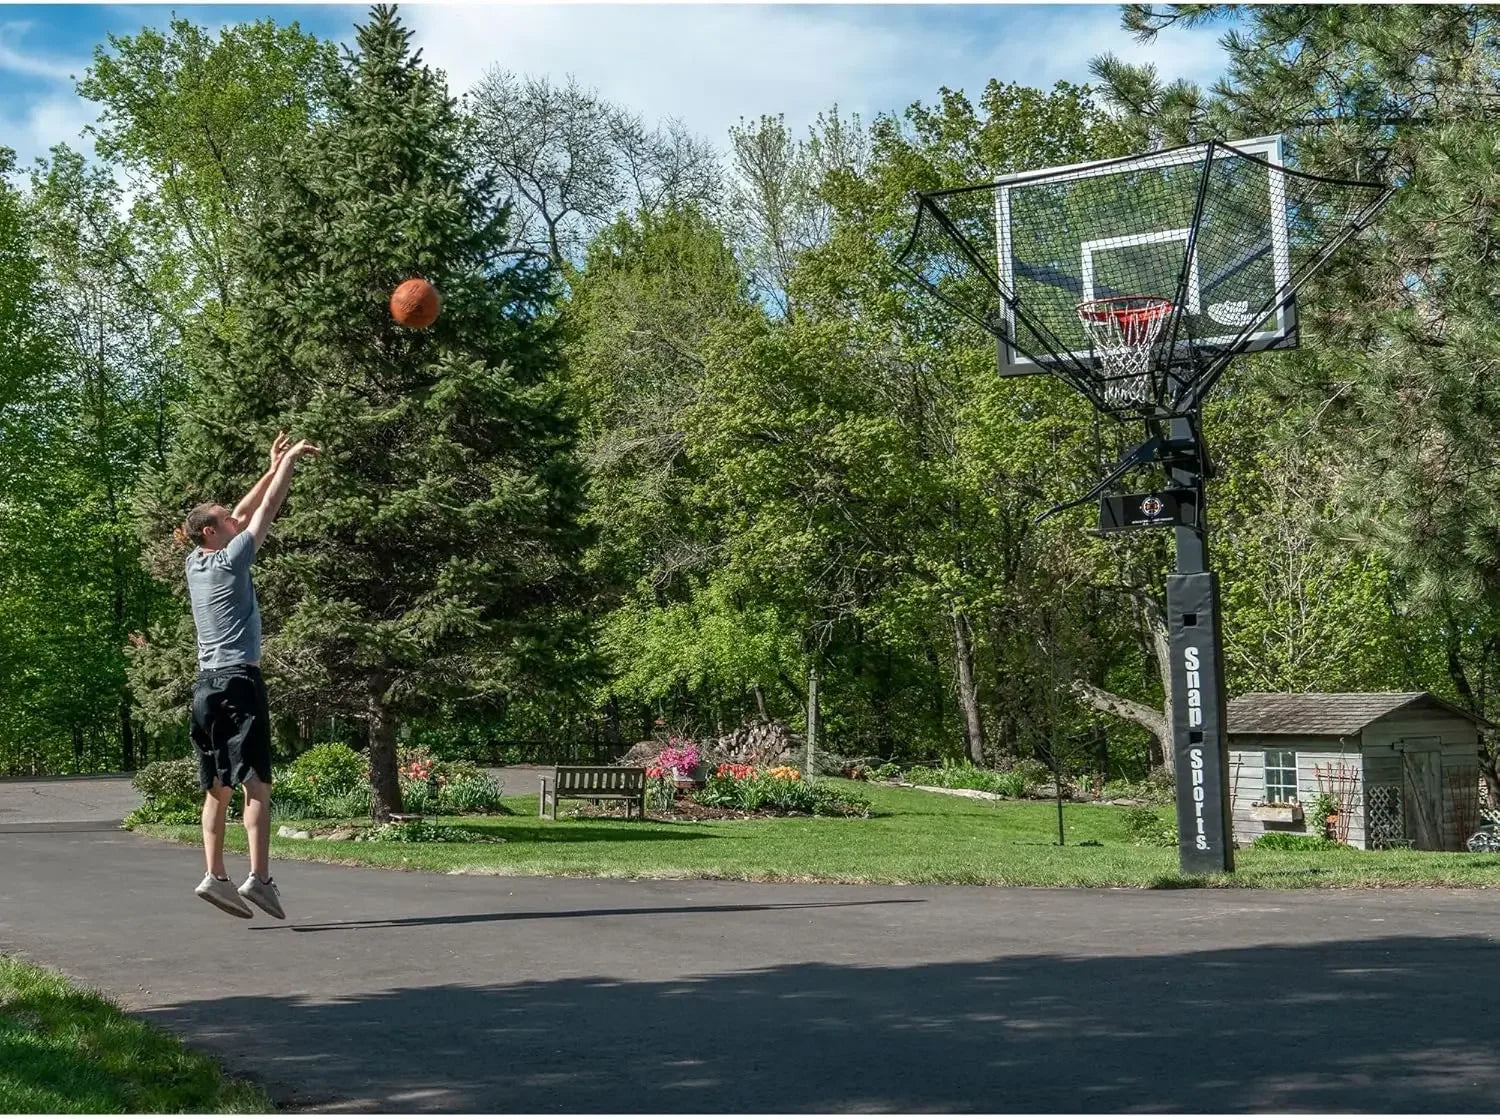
left=174, top=431, right=320, bottom=919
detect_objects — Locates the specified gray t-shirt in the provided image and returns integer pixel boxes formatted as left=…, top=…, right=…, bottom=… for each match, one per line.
left=185, top=530, right=261, bottom=670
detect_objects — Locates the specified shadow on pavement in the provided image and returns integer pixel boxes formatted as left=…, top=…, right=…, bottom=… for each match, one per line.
left=265, top=897, right=924, bottom=933
left=139, top=934, right=1500, bottom=1113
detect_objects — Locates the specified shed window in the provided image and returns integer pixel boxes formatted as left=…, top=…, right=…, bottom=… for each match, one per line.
left=1264, top=749, right=1298, bottom=803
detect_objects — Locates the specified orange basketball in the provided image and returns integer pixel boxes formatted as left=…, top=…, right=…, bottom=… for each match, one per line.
left=390, top=277, right=441, bottom=329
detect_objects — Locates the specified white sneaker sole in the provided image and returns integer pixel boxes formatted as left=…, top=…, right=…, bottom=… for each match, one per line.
left=196, top=883, right=253, bottom=919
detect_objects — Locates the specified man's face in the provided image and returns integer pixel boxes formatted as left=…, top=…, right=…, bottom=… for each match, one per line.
left=201, top=505, right=240, bottom=550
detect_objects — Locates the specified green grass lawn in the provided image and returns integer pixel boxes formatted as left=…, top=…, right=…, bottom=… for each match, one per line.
left=133, top=781, right=1500, bottom=889
left=0, top=956, right=271, bottom=1113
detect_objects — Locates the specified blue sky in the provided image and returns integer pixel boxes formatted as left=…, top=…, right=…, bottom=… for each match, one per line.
left=0, top=3, right=1233, bottom=177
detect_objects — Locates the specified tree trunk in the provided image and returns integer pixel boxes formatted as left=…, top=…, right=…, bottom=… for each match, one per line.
left=119, top=700, right=136, bottom=771
left=367, top=700, right=403, bottom=822
left=604, top=697, right=622, bottom=751
left=952, top=610, right=985, bottom=765
left=752, top=685, right=769, bottom=720
left=1146, top=599, right=1176, bottom=778
left=1444, top=638, right=1500, bottom=804
left=1071, top=681, right=1170, bottom=757
left=1479, top=744, right=1500, bottom=809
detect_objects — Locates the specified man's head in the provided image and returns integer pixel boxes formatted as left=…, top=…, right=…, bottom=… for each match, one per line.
left=175, top=503, right=240, bottom=551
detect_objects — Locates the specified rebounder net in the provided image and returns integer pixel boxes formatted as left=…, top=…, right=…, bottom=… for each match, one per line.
left=896, top=138, right=1392, bottom=416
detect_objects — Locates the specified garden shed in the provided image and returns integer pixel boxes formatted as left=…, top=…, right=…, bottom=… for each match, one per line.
left=1225, top=692, right=1489, bottom=851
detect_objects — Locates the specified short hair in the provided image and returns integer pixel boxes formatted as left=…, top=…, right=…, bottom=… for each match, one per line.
left=172, top=503, right=222, bottom=549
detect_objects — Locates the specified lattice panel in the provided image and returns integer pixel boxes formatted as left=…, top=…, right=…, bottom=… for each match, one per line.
left=1367, top=784, right=1407, bottom=849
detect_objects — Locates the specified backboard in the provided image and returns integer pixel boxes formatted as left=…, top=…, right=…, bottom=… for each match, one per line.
left=995, top=135, right=1296, bottom=376
left=896, top=134, right=1393, bottom=417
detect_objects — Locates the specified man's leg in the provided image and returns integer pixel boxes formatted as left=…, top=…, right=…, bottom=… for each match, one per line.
left=243, top=776, right=272, bottom=883
left=202, top=782, right=233, bottom=878
left=195, top=779, right=252, bottom=917
left=233, top=668, right=284, bottom=919
left=237, top=774, right=284, bottom=918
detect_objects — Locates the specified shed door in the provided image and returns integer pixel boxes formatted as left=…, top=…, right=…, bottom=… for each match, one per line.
left=1398, top=741, right=1443, bottom=851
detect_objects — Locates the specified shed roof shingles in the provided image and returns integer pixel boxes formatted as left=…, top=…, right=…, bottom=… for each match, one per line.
left=1224, top=692, right=1480, bottom=737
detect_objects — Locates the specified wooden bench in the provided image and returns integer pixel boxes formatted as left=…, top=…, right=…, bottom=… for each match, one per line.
left=539, top=765, right=647, bottom=820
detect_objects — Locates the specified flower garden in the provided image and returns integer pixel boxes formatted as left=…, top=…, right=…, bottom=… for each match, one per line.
left=636, top=739, right=870, bottom=819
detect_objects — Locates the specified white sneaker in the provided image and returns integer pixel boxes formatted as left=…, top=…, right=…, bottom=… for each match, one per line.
left=196, top=873, right=253, bottom=918
left=238, top=874, right=285, bottom=920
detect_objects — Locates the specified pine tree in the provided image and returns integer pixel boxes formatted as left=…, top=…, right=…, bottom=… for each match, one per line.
left=135, top=5, right=590, bottom=818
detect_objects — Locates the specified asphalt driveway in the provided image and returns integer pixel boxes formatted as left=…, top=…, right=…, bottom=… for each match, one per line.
left=3, top=816, right=1499, bottom=1112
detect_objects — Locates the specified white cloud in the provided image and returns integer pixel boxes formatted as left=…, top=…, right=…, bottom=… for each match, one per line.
left=1004, top=7, right=1229, bottom=90
left=405, top=4, right=1230, bottom=153
left=0, top=21, right=86, bottom=83
left=5, top=93, right=97, bottom=179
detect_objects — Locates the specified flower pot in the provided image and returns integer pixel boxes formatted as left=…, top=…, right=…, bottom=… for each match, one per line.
left=1251, top=802, right=1303, bottom=824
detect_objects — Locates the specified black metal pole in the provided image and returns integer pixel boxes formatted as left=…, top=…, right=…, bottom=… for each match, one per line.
left=1165, top=413, right=1235, bottom=874
left=1052, top=742, right=1065, bottom=846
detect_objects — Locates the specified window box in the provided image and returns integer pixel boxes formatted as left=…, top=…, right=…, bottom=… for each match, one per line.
left=1251, top=801, right=1303, bottom=824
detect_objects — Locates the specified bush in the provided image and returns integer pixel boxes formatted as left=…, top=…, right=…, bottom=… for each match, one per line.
left=126, top=757, right=219, bottom=827
left=268, top=789, right=317, bottom=822
left=1252, top=832, right=1340, bottom=851
left=264, top=745, right=501, bottom=822
left=810, top=782, right=872, bottom=818
left=645, top=771, right=676, bottom=811
left=287, top=743, right=367, bottom=795
left=439, top=758, right=485, bottom=783
left=354, top=820, right=499, bottom=844
left=903, top=761, right=1046, bottom=798
left=399, top=779, right=432, bottom=814
left=1123, top=805, right=1178, bottom=847
left=744, top=772, right=817, bottom=813
left=655, top=738, right=700, bottom=776
left=1100, top=773, right=1176, bottom=804
left=692, top=765, right=868, bottom=817
left=318, top=788, right=372, bottom=818
left=131, top=757, right=202, bottom=809
left=1006, top=758, right=1053, bottom=788
left=435, top=774, right=504, bottom=814
left=122, top=802, right=204, bottom=827
left=1306, top=793, right=1337, bottom=837
left=867, top=762, right=901, bottom=782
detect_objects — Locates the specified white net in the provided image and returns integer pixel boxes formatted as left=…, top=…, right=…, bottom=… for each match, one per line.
left=1076, top=297, right=1173, bottom=409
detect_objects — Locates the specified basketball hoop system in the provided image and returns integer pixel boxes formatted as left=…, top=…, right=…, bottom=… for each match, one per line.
left=894, top=136, right=1395, bottom=877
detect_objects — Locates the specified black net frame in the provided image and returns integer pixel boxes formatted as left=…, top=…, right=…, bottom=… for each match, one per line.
left=896, top=137, right=1394, bottom=418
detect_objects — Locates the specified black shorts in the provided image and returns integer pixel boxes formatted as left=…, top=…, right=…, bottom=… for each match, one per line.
left=191, top=664, right=273, bottom=791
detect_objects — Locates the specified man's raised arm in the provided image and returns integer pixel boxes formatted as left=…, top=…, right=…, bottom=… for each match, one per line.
left=232, top=431, right=290, bottom=523
left=244, top=439, right=321, bottom=555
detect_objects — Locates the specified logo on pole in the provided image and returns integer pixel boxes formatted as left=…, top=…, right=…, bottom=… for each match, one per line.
left=1184, top=644, right=1208, bottom=852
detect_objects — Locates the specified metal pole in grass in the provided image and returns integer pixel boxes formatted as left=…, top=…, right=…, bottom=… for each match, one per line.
left=806, top=668, right=818, bottom=776
left=1052, top=737, right=1065, bottom=846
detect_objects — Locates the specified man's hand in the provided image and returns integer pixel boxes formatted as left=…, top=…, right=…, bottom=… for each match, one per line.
left=236, top=431, right=292, bottom=523
left=245, top=438, right=321, bottom=555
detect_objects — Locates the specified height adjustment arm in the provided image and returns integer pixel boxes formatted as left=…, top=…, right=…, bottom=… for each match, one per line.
left=1033, top=433, right=1197, bottom=525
